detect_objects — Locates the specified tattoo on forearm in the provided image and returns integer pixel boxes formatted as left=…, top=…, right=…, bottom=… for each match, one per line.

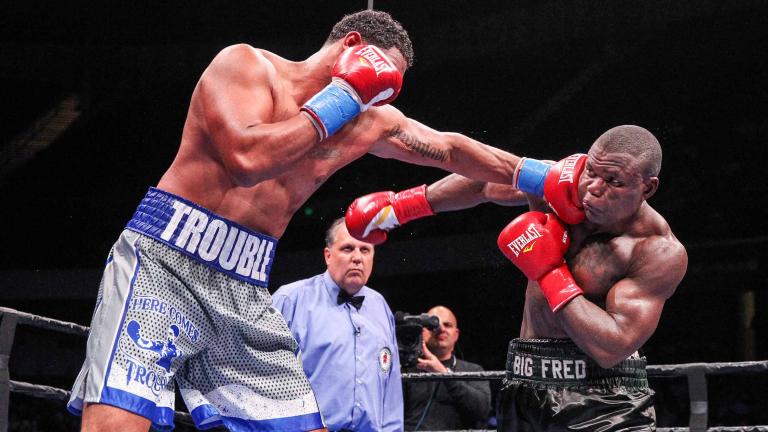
left=388, top=125, right=447, bottom=162
left=307, top=146, right=341, bottom=160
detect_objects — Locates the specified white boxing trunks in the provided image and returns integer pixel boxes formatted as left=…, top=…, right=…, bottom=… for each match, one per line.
left=67, top=188, right=324, bottom=431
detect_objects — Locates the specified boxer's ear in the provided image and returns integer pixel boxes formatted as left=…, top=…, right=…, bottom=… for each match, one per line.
left=342, top=32, right=363, bottom=48
left=642, top=177, right=659, bottom=200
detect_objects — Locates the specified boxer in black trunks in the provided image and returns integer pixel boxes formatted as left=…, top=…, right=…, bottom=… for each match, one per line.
left=347, top=125, right=688, bottom=430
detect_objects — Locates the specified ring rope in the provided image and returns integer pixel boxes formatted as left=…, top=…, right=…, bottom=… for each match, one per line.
left=8, top=379, right=196, bottom=426
left=401, top=359, right=768, bottom=381
left=8, top=378, right=768, bottom=432
left=2, top=307, right=767, bottom=432
left=3, top=307, right=765, bottom=378
left=0, top=307, right=88, bottom=336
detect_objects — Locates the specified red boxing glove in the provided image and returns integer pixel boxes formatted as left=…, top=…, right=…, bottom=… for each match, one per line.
left=302, top=45, right=403, bottom=140
left=334, top=45, right=403, bottom=108
left=513, top=154, right=587, bottom=225
left=543, top=154, right=587, bottom=225
left=497, top=211, right=583, bottom=312
left=345, top=185, right=435, bottom=245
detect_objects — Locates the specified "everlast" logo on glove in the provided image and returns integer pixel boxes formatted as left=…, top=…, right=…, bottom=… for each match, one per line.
left=505, top=225, right=544, bottom=257
left=355, top=46, right=394, bottom=76
left=557, top=154, right=582, bottom=184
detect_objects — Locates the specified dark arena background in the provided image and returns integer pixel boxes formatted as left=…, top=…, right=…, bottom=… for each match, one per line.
left=2, top=0, right=768, bottom=430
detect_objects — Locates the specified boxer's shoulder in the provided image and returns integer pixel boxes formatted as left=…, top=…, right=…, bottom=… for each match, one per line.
left=625, top=233, right=687, bottom=299
left=330, top=103, right=406, bottom=153
left=630, top=207, right=687, bottom=268
left=216, top=43, right=272, bottom=63
left=364, top=103, right=403, bottom=132
left=632, top=233, right=687, bottom=271
left=365, top=104, right=437, bottom=156
left=212, top=44, right=265, bottom=66
left=204, top=44, right=278, bottom=85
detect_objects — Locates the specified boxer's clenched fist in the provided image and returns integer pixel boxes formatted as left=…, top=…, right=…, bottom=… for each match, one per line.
left=302, top=45, right=403, bottom=140
left=513, top=154, right=587, bottom=225
left=497, top=211, right=583, bottom=312
left=345, top=184, right=434, bottom=245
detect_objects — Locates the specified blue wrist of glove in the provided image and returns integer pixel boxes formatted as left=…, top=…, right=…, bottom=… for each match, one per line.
left=301, top=84, right=361, bottom=140
left=515, top=158, right=550, bottom=197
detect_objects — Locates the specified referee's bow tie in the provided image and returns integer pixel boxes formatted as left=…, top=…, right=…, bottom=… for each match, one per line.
left=337, top=291, right=365, bottom=310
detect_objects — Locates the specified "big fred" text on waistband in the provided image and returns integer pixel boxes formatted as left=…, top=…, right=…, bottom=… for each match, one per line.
left=511, top=354, right=587, bottom=380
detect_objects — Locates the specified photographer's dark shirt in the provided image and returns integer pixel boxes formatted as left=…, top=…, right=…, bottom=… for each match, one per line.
left=403, top=357, right=491, bottom=430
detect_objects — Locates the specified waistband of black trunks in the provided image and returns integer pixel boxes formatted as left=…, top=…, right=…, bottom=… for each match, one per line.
left=126, top=187, right=277, bottom=288
left=505, top=338, right=649, bottom=389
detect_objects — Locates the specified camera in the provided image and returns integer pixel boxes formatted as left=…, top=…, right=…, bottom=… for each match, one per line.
left=394, top=311, right=440, bottom=369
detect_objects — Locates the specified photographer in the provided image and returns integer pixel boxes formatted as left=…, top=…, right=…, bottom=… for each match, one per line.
left=403, top=306, right=491, bottom=430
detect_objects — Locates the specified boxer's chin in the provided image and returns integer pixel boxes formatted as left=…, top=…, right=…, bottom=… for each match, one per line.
left=582, top=201, right=601, bottom=221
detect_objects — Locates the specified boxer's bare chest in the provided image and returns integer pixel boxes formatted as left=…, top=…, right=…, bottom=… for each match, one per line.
left=210, top=84, right=381, bottom=237
left=269, top=90, right=375, bottom=199
left=521, top=232, right=635, bottom=338
left=165, top=72, right=381, bottom=238
left=566, top=233, right=632, bottom=300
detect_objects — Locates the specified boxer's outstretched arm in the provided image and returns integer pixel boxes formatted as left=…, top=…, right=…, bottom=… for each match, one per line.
left=427, top=174, right=529, bottom=213
left=199, top=45, right=320, bottom=187
left=557, top=237, right=687, bottom=367
left=343, top=174, right=530, bottom=244
left=345, top=109, right=530, bottom=243
left=369, top=107, right=522, bottom=185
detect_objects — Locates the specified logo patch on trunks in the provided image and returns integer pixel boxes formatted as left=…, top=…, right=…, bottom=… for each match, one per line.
left=126, top=320, right=182, bottom=373
left=130, top=296, right=200, bottom=343
left=124, top=354, right=170, bottom=396
left=379, top=347, right=392, bottom=373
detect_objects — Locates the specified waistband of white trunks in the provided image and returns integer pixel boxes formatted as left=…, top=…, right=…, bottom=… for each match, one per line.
left=126, top=187, right=277, bottom=288
left=505, top=338, right=648, bottom=389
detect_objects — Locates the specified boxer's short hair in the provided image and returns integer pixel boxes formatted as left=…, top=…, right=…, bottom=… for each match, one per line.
left=595, top=125, right=662, bottom=178
left=327, top=10, right=414, bottom=68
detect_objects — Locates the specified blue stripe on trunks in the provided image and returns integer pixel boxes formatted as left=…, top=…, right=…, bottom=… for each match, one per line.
left=190, top=404, right=325, bottom=432
left=126, top=187, right=278, bottom=288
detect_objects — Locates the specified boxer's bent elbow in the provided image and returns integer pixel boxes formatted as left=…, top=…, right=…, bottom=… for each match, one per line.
left=591, top=345, right=637, bottom=369
left=224, top=153, right=268, bottom=187
left=594, top=354, right=623, bottom=369
left=226, top=146, right=302, bottom=187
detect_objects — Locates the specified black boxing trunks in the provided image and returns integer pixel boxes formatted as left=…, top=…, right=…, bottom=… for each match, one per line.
left=68, top=188, right=323, bottom=431
left=497, top=338, right=655, bottom=432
